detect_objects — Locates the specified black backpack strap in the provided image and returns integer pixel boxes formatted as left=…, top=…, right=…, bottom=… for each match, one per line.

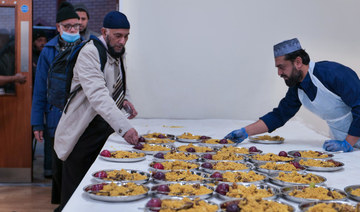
left=90, top=35, right=107, bottom=72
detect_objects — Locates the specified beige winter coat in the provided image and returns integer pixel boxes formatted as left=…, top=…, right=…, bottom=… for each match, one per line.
left=54, top=38, right=132, bottom=161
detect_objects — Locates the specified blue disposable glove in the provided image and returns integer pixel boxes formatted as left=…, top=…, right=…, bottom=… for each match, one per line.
left=322, top=139, right=354, bottom=152
left=224, top=128, right=248, bottom=143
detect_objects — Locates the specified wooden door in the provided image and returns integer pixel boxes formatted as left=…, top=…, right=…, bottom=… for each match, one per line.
left=0, top=0, right=32, bottom=182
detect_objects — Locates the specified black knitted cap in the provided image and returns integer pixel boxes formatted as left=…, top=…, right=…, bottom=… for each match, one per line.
left=56, top=2, right=79, bottom=23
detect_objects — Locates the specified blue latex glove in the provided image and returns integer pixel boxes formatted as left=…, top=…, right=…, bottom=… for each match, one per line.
left=322, top=139, right=354, bottom=152
left=224, top=128, right=248, bottom=143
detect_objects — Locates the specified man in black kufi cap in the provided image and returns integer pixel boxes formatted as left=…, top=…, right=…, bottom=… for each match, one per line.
left=55, top=11, right=139, bottom=210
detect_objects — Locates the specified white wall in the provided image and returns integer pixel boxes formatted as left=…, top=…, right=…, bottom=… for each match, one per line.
left=120, top=0, right=360, bottom=136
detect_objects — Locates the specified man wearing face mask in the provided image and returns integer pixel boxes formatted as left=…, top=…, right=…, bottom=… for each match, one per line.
left=224, top=38, right=360, bottom=152
left=31, top=2, right=81, bottom=206
left=54, top=11, right=139, bottom=210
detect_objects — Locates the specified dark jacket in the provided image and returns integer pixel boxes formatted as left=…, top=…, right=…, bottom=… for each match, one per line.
left=31, top=35, right=62, bottom=137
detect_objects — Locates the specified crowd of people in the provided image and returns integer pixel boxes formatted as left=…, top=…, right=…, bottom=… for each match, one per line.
left=1, top=1, right=358, bottom=211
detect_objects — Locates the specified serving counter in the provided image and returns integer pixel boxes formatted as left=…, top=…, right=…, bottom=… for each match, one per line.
left=62, top=119, right=360, bottom=212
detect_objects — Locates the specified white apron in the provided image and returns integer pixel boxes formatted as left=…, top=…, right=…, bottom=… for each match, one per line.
left=298, top=62, right=356, bottom=144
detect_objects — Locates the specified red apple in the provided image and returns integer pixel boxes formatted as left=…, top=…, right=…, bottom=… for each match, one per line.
left=249, top=146, right=258, bottom=153
left=146, top=198, right=162, bottom=211
left=153, top=172, right=166, bottom=180
left=153, top=163, right=164, bottom=170
left=100, top=150, right=111, bottom=157
left=226, top=203, right=240, bottom=212
left=138, top=136, right=146, bottom=142
left=211, top=172, right=223, bottom=179
left=94, top=171, right=107, bottom=178
left=278, top=151, right=288, bottom=157
left=158, top=134, right=166, bottom=138
left=203, top=154, right=213, bottom=160
left=157, top=184, right=170, bottom=193
left=91, top=184, right=104, bottom=192
left=154, top=152, right=165, bottom=159
left=219, top=139, right=228, bottom=144
left=215, top=183, right=229, bottom=195
left=133, top=143, right=144, bottom=150
left=201, top=162, right=213, bottom=169
left=186, top=147, right=196, bottom=152
left=293, top=151, right=301, bottom=157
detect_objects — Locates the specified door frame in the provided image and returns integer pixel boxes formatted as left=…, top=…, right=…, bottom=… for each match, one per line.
left=0, top=0, right=33, bottom=182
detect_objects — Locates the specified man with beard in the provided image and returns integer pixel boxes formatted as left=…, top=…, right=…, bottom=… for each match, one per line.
left=74, top=3, right=100, bottom=40
left=54, top=11, right=139, bottom=210
left=224, top=38, right=360, bottom=152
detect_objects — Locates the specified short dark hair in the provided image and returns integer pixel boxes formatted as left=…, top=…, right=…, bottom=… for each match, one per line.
left=284, top=49, right=310, bottom=65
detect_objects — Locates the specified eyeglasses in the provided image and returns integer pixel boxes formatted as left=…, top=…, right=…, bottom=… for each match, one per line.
left=60, top=23, right=80, bottom=31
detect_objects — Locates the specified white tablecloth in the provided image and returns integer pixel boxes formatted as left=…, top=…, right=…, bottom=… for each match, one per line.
left=63, top=119, right=360, bottom=212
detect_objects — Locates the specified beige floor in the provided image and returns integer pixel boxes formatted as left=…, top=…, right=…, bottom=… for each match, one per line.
left=0, top=141, right=58, bottom=212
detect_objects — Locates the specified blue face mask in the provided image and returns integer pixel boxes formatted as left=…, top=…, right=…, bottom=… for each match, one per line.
left=61, top=31, right=80, bottom=43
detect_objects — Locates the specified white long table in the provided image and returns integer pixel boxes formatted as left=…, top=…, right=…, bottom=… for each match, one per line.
left=63, top=119, right=360, bottom=212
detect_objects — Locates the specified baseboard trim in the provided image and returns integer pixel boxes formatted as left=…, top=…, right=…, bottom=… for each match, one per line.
left=0, top=168, right=31, bottom=182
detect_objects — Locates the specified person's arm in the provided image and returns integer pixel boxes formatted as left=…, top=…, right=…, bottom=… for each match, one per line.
left=225, top=87, right=301, bottom=143
left=0, top=73, right=26, bottom=86
left=74, top=42, right=138, bottom=144
left=31, top=49, right=51, bottom=138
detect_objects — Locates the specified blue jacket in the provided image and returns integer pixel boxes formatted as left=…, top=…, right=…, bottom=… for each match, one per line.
left=31, top=35, right=62, bottom=137
left=260, top=61, right=360, bottom=137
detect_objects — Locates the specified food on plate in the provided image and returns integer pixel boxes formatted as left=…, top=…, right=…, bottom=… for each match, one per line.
left=177, top=132, right=206, bottom=140
left=135, top=143, right=171, bottom=152
left=133, top=143, right=144, bottom=150
left=295, top=150, right=330, bottom=158
left=201, top=139, right=235, bottom=144
left=153, top=170, right=204, bottom=182
left=204, top=161, right=249, bottom=171
left=143, top=132, right=170, bottom=139
left=306, top=202, right=358, bottom=212
left=351, top=188, right=360, bottom=196
left=220, top=171, right=265, bottom=183
left=275, top=171, right=324, bottom=184
left=220, top=183, right=274, bottom=199
left=94, top=169, right=147, bottom=181
left=177, top=144, right=214, bottom=153
left=259, top=162, right=303, bottom=171
left=253, top=135, right=284, bottom=141
left=220, top=199, right=293, bottom=212
left=299, top=159, right=342, bottom=167
left=141, top=138, right=175, bottom=144
left=91, top=182, right=147, bottom=196
left=154, top=183, right=213, bottom=196
left=209, top=152, right=245, bottom=161
left=250, top=153, right=293, bottom=162
left=218, top=146, right=261, bottom=154
left=101, top=150, right=145, bottom=159
left=150, top=161, right=199, bottom=171
left=160, top=151, right=199, bottom=160
left=289, top=186, right=345, bottom=200
left=146, top=197, right=218, bottom=212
